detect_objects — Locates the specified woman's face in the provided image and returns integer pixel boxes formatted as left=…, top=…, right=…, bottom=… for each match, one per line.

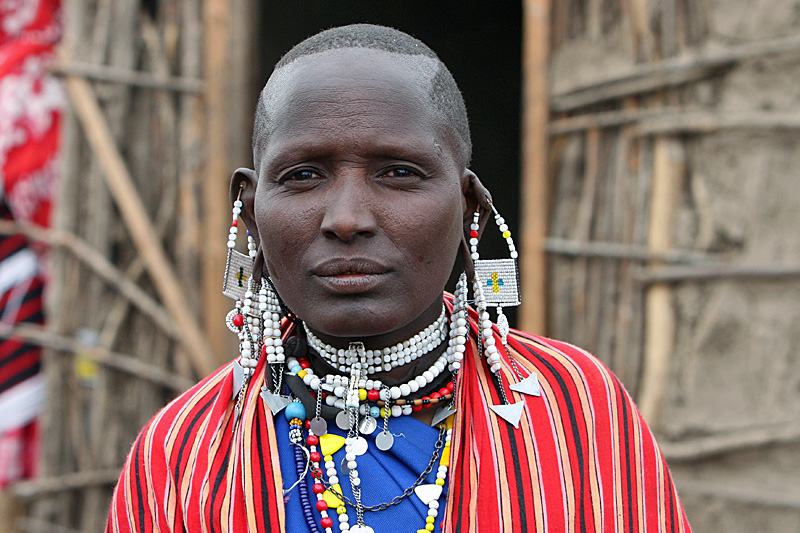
left=245, top=49, right=470, bottom=345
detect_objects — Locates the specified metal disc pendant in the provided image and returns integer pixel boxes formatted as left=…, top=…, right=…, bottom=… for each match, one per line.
left=340, top=457, right=350, bottom=475
left=358, top=416, right=377, bottom=435
left=336, top=410, right=350, bottom=430
left=350, top=526, right=374, bottom=533
left=375, top=430, right=394, bottom=451
left=351, top=436, right=368, bottom=456
left=309, top=416, right=328, bottom=436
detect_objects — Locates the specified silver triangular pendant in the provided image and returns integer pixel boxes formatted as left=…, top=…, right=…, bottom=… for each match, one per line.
left=260, top=390, right=291, bottom=415
left=430, top=406, right=456, bottom=427
left=231, top=361, right=244, bottom=401
left=489, top=401, right=524, bottom=429
left=509, top=374, right=541, bottom=397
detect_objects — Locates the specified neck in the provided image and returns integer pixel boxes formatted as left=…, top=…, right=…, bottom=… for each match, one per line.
left=303, top=296, right=445, bottom=350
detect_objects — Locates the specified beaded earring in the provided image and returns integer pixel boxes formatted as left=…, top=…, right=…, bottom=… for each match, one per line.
left=223, top=183, right=257, bottom=301
left=223, top=183, right=289, bottom=418
left=470, top=203, right=538, bottom=428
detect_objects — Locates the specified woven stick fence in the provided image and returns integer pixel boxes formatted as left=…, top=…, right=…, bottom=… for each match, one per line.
left=7, top=1, right=227, bottom=531
left=546, top=0, right=800, bottom=523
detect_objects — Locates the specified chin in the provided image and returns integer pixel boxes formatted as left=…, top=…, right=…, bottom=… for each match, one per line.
left=305, top=311, right=395, bottom=339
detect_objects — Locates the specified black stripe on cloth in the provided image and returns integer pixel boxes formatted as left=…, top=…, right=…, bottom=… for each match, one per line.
left=667, top=468, right=677, bottom=533
left=16, top=309, right=44, bottom=325
left=0, top=342, right=36, bottom=370
left=611, top=375, right=634, bottom=532
left=208, top=423, right=233, bottom=533
left=134, top=434, right=146, bottom=531
left=0, top=239, right=27, bottom=264
left=19, top=278, right=44, bottom=306
left=503, top=414, right=529, bottom=530
left=254, top=405, right=272, bottom=533
left=517, top=341, right=588, bottom=533
left=455, top=440, right=465, bottom=532
left=0, top=363, right=40, bottom=392
left=173, top=393, right=217, bottom=485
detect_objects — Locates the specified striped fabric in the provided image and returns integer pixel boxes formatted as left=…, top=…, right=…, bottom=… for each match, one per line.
left=108, top=298, right=690, bottom=532
left=0, top=199, right=46, bottom=487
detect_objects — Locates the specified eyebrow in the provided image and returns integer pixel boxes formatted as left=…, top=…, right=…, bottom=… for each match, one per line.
left=262, top=133, right=448, bottom=174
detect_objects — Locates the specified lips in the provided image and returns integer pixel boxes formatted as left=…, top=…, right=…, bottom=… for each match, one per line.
left=311, top=258, right=390, bottom=294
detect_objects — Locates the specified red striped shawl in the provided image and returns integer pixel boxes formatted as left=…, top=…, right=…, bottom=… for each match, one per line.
left=108, top=302, right=690, bottom=532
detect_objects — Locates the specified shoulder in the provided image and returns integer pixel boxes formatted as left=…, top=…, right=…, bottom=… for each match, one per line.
left=108, top=363, right=238, bottom=531
left=120, top=361, right=237, bottom=481
left=506, top=328, right=627, bottom=401
left=146, top=362, right=236, bottom=451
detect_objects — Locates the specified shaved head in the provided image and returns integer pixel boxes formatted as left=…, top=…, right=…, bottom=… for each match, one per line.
left=253, top=24, right=471, bottom=167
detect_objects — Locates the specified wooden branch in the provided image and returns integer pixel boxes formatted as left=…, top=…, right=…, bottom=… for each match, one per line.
left=634, top=110, right=800, bottom=135
left=638, top=138, right=684, bottom=426
left=550, top=108, right=675, bottom=135
left=550, top=108, right=800, bottom=136
left=203, top=0, right=236, bottom=362
left=637, top=263, right=800, bottom=283
left=661, top=422, right=800, bottom=461
left=545, top=237, right=713, bottom=263
left=0, top=324, right=193, bottom=391
left=13, top=469, right=121, bottom=499
left=51, top=61, right=203, bottom=92
left=0, top=220, right=178, bottom=341
left=65, top=75, right=217, bottom=376
left=519, top=0, right=551, bottom=335
left=551, top=33, right=800, bottom=111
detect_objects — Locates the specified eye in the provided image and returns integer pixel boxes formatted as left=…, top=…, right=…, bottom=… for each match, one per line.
left=381, top=167, right=422, bottom=179
left=280, top=168, right=322, bottom=183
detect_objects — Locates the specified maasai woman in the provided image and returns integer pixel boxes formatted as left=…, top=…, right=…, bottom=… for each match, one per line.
left=108, top=24, right=691, bottom=532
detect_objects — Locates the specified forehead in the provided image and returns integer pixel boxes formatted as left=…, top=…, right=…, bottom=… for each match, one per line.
left=268, top=48, right=439, bottom=113
left=258, top=49, right=460, bottom=165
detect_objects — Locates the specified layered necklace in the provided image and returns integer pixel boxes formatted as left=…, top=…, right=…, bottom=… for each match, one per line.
left=275, top=275, right=469, bottom=533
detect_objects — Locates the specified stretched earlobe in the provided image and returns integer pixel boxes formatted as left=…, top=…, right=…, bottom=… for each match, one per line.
left=231, top=167, right=259, bottom=241
left=252, top=247, right=265, bottom=280
left=462, top=170, right=493, bottom=237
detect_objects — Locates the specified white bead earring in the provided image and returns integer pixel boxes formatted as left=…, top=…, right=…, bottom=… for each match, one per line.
left=470, top=203, right=535, bottom=429
left=223, top=182, right=257, bottom=301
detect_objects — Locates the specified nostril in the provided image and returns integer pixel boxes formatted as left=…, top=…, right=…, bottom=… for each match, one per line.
left=319, top=195, right=377, bottom=241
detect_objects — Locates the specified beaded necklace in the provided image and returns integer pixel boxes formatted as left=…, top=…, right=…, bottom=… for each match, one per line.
left=270, top=275, right=470, bottom=532
left=303, top=305, right=448, bottom=375
left=286, top=402, right=453, bottom=533
left=276, top=277, right=468, bottom=532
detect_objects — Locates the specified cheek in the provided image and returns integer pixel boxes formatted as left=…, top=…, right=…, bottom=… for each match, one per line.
left=397, top=194, right=463, bottom=267
left=255, top=198, right=317, bottom=276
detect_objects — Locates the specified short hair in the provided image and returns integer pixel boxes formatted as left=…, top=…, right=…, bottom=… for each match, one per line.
left=252, top=24, right=471, bottom=165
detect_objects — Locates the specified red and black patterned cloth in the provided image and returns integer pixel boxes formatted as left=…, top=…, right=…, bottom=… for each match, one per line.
left=108, top=297, right=691, bottom=532
left=0, top=0, right=62, bottom=487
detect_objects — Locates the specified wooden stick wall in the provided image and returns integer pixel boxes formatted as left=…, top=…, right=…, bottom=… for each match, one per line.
left=10, top=0, right=800, bottom=529
left=18, top=1, right=217, bottom=530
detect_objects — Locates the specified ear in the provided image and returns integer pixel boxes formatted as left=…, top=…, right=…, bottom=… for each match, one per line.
left=461, top=170, right=493, bottom=236
left=460, top=170, right=493, bottom=280
left=230, top=168, right=265, bottom=279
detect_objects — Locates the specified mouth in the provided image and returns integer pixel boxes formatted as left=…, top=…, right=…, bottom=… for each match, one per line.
left=311, top=258, right=390, bottom=293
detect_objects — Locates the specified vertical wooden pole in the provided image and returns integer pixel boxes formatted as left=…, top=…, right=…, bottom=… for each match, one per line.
left=519, top=0, right=551, bottom=335
left=203, top=0, right=233, bottom=365
left=638, top=137, right=684, bottom=426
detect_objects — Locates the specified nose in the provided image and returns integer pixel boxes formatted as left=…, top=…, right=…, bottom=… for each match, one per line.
left=319, top=178, right=378, bottom=242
